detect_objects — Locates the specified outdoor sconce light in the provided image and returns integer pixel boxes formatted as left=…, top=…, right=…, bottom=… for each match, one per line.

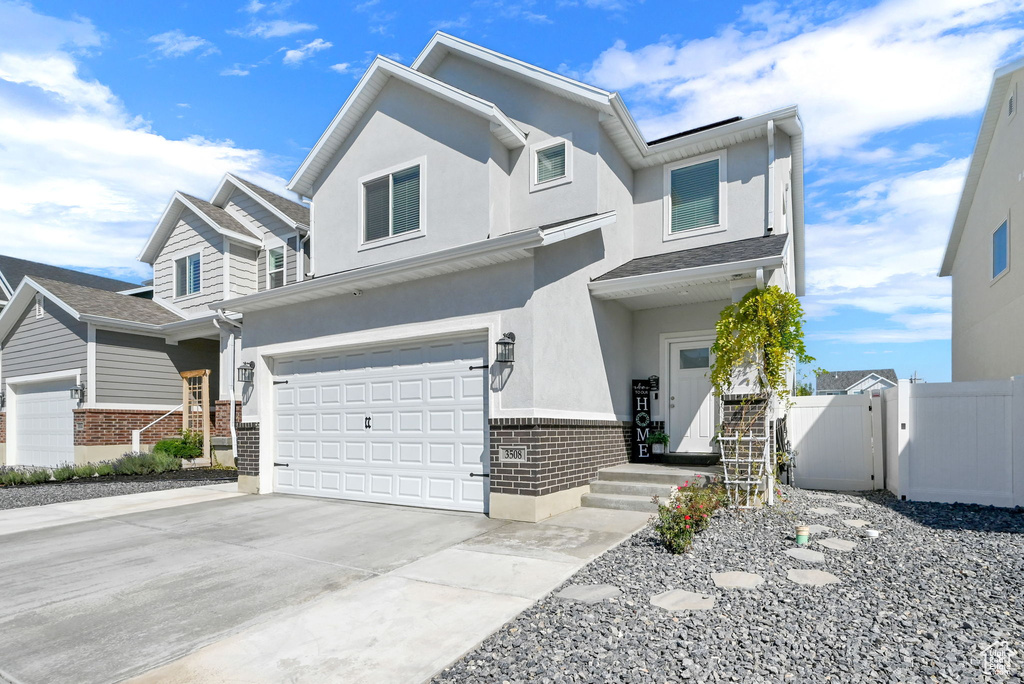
left=0, top=390, right=5, bottom=409
left=495, top=332, right=516, bottom=365
left=69, top=383, right=85, bottom=401
left=237, top=361, right=255, bottom=384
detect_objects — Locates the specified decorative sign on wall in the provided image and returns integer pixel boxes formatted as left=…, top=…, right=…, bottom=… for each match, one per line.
left=631, top=378, right=653, bottom=462
left=498, top=445, right=528, bottom=462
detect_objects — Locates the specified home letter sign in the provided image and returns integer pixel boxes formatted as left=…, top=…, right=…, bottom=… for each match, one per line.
left=631, top=379, right=652, bottom=462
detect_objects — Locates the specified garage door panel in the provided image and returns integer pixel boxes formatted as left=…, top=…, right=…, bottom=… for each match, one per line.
left=297, top=441, right=317, bottom=460
left=274, top=335, right=487, bottom=512
left=13, top=379, right=76, bottom=467
left=296, top=470, right=317, bottom=490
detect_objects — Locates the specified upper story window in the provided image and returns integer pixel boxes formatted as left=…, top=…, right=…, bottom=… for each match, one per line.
left=993, top=219, right=1009, bottom=281
left=363, top=164, right=421, bottom=245
left=664, top=151, right=726, bottom=240
left=174, top=252, right=201, bottom=298
left=268, top=246, right=285, bottom=289
left=530, top=136, right=573, bottom=192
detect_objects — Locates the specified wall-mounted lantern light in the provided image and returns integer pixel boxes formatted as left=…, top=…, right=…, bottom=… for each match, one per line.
left=70, top=383, right=86, bottom=401
left=237, top=361, right=255, bottom=384
left=0, top=390, right=5, bottom=409
left=495, top=332, right=516, bottom=365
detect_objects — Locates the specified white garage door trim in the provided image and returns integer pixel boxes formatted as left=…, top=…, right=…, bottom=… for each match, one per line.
left=271, top=335, right=489, bottom=512
left=7, top=370, right=80, bottom=468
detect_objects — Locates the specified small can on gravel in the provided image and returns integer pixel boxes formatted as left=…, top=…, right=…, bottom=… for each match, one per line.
left=795, top=525, right=810, bottom=544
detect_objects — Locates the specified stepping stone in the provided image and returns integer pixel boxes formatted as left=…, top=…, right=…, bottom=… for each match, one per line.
left=843, top=519, right=870, bottom=528
left=808, top=507, right=840, bottom=516
left=711, top=571, right=765, bottom=589
left=807, top=524, right=831, bottom=535
left=650, top=589, right=715, bottom=611
left=555, top=584, right=621, bottom=605
left=837, top=502, right=864, bottom=510
left=817, top=537, right=858, bottom=552
left=788, top=568, right=841, bottom=587
left=785, top=548, right=826, bottom=563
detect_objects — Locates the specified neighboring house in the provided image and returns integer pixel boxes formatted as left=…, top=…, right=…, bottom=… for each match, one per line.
left=217, top=33, right=805, bottom=522
left=0, top=175, right=310, bottom=467
left=941, top=57, right=1024, bottom=381
left=815, top=369, right=897, bottom=396
left=0, top=254, right=142, bottom=313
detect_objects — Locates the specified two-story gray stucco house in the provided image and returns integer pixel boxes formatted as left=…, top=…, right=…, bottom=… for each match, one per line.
left=0, top=176, right=309, bottom=467
left=217, top=34, right=805, bottom=522
left=941, top=56, right=1024, bottom=381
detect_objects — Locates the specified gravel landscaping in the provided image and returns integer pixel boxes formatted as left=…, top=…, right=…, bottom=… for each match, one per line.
left=433, top=486, right=1024, bottom=683
left=0, top=470, right=238, bottom=510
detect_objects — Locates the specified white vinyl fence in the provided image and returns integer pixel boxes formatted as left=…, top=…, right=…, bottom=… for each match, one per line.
left=791, top=378, right=1024, bottom=507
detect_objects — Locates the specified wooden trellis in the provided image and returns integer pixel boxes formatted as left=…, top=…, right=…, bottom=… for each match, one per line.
left=181, top=369, right=210, bottom=461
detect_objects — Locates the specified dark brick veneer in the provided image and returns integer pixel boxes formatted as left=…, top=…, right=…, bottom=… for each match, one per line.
left=489, top=418, right=631, bottom=497
left=235, top=422, right=260, bottom=476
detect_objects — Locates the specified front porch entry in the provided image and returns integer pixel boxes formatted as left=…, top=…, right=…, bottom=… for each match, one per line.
left=667, top=340, right=716, bottom=454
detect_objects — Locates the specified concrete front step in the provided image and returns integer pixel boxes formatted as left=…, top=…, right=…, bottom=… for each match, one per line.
left=589, top=480, right=678, bottom=498
left=581, top=492, right=658, bottom=513
left=596, top=463, right=723, bottom=486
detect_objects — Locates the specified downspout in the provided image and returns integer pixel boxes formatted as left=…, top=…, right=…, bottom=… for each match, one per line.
left=766, top=120, right=775, bottom=235
left=213, top=311, right=242, bottom=467
left=294, top=229, right=304, bottom=283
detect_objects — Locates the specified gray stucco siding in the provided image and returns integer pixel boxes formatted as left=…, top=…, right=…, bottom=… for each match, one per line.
left=0, top=301, right=86, bottom=385
left=95, top=331, right=219, bottom=405
left=152, top=209, right=225, bottom=315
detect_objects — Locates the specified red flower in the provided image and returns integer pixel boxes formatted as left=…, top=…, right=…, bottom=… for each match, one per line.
left=685, top=515, right=691, bottom=520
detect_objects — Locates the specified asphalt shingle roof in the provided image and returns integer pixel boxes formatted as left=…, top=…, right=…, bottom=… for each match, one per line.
left=32, top=277, right=183, bottom=326
left=593, top=234, right=789, bottom=282
left=232, top=176, right=310, bottom=226
left=179, top=193, right=258, bottom=238
left=816, top=369, right=898, bottom=392
left=0, top=254, right=136, bottom=296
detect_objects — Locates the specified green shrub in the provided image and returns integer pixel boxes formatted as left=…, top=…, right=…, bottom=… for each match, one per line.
left=652, top=480, right=728, bottom=554
left=110, top=451, right=182, bottom=476
left=150, top=451, right=183, bottom=473
left=153, top=431, right=202, bottom=460
left=94, top=463, right=115, bottom=477
left=0, top=468, right=26, bottom=486
left=25, top=469, right=51, bottom=485
left=52, top=463, right=76, bottom=482
left=73, top=464, right=98, bottom=479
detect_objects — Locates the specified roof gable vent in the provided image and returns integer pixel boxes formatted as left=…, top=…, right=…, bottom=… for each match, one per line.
left=1009, top=84, right=1017, bottom=120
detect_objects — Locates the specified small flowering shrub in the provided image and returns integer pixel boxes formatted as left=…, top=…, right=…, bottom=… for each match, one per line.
left=652, top=480, right=728, bottom=554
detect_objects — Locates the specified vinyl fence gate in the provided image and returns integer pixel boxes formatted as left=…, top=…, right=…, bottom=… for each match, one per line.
left=787, top=394, right=883, bottom=491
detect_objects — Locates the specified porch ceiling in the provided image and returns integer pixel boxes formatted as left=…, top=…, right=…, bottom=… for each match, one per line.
left=590, top=274, right=738, bottom=310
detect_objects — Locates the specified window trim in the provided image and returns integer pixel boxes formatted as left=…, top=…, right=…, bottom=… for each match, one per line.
left=173, top=251, right=202, bottom=300
left=529, top=134, right=573, bottom=193
left=357, top=156, right=427, bottom=252
left=662, top=149, right=728, bottom=242
left=266, top=242, right=286, bottom=290
left=991, top=215, right=1010, bottom=284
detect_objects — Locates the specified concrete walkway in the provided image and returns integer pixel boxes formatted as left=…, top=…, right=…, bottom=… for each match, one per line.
left=0, top=488, right=647, bottom=684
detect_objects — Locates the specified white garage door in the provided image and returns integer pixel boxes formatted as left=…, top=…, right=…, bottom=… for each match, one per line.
left=273, top=336, right=488, bottom=512
left=14, top=378, right=76, bottom=467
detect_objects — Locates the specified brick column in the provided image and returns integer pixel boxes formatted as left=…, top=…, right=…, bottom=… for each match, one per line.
left=235, top=422, right=260, bottom=477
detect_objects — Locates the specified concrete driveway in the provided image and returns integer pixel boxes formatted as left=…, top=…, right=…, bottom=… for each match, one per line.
left=0, top=486, right=647, bottom=684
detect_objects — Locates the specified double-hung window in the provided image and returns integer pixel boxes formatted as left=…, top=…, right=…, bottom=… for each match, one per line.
left=268, top=246, right=285, bottom=289
left=993, top=219, right=1009, bottom=280
left=666, top=153, right=724, bottom=236
left=174, top=253, right=201, bottom=297
left=529, top=136, right=573, bottom=191
left=363, top=164, right=421, bottom=243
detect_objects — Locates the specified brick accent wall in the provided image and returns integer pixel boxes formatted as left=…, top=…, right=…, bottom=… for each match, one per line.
left=489, top=418, right=630, bottom=498
left=235, top=422, right=260, bottom=476
left=73, top=401, right=239, bottom=447
left=0, top=411, right=5, bottom=444
left=720, top=394, right=768, bottom=438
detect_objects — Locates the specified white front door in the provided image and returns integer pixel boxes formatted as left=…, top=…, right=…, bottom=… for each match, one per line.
left=668, top=342, right=716, bottom=454
left=272, top=336, right=488, bottom=513
left=13, top=379, right=77, bottom=467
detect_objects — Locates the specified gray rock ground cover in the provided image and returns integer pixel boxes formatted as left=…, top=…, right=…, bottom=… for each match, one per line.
left=433, top=487, right=1024, bottom=683
left=0, top=475, right=236, bottom=511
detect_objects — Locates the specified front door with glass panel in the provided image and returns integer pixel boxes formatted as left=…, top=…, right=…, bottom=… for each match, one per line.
left=668, top=342, right=716, bottom=454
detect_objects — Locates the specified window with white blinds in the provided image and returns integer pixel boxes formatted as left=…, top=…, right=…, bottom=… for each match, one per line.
left=364, top=164, right=421, bottom=242
left=174, top=253, right=201, bottom=297
left=669, top=158, right=720, bottom=233
left=268, top=246, right=285, bottom=289
left=536, top=142, right=566, bottom=183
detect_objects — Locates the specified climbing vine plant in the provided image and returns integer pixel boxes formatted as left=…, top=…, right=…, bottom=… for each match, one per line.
left=710, top=285, right=815, bottom=401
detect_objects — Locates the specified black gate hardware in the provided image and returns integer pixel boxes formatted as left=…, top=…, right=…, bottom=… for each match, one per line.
left=273, top=380, right=288, bottom=385
left=273, top=462, right=290, bottom=467
left=469, top=472, right=490, bottom=478
left=469, top=364, right=491, bottom=371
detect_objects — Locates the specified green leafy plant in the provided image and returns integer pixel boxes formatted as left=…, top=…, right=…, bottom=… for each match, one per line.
left=25, top=469, right=51, bottom=485
left=110, top=452, right=179, bottom=476
left=646, top=431, right=670, bottom=447
left=652, top=479, right=727, bottom=554
left=52, top=463, right=76, bottom=482
left=73, top=464, right=98, bottom=479
left=94, top=463, right=115, bottom=477
left=0, top=468, right=26, bottom=486
left=153, top=429, right=203, bottom=460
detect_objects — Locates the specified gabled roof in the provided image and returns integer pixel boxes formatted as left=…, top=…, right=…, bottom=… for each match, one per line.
left=816, top=369, right=898, bottom=392
left=0, top=254, right=137, bottom=301
left=211, top=174, right=310, bottom=230
left=287, top=56, right=528, bottom=197
left=138, top=191, right=263, bottom=264
left=940, top=56, right=1024, bottom=276
left=593, top=234, right=789, bottom=282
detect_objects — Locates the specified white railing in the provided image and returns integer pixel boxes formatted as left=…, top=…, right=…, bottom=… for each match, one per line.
left=131, top=404, right=183, bottom=453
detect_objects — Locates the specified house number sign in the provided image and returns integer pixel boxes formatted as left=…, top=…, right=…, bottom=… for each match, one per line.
left=498, top=446, right=528, bottom=462
left=631, top=378, right=652, bottom=462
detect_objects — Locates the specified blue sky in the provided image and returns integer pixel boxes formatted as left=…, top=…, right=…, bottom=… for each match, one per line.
left=2, top=0, right=1023, bottom=384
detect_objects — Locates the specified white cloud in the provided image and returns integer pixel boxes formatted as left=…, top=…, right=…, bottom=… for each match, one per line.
left=587, top=0, right=1024, bottom=154
left=220, top=64, right=252, bottom=76
left=432, top=15, right=470, bottom=31
left=147, top=29, right=218, bottom=59
left=329, top=62, right=354, bottom=74
left=230, top=19, right=316, bottom=38
left=282, top=37, right=331, bottom=65
left=0, top=1, right=282, bottom=278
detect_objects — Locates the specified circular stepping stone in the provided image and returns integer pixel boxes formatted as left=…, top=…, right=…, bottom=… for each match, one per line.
left=837, top=502, right=864, bottom=510
left=808, top=507, right=840, bottom=516
left=817, top=537, right=858, bottom=552
left=807, top=524, right=832, bottom=535
left=711, top=571, right=765, bottom=589
left=650, top=589, right=715, bottom=611
left=843, top=519, right=870, bottom=528
left=788, top=568, right=841, bottom=587
left=785, top=548, right=826, bottom=563
left=555, top=584, right=621, bottom=605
